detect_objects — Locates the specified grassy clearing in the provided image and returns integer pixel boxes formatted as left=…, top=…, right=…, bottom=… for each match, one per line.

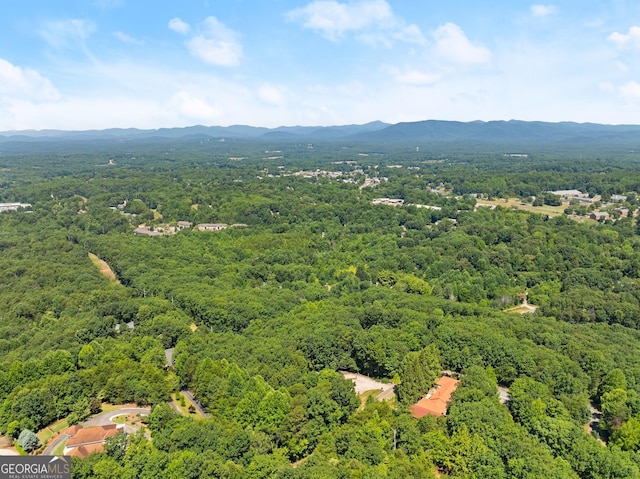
left=171, top=393, right=206, bottom=420
left=357, top=390, right=396, bottom=410
left=112, top=415, right=127, bottom=424
left=358, top=390, right=380, bottom=409
left=88, top=253, right=119, bottom=282
left=100, top=403, right=123, bottom=413
left=52, top=439, right=67, bottom=456
left=477, top=198, right=566, bottom=217
left=37, top=418, right=69, bottom=445
left=505, top=305, right=537, bottom=314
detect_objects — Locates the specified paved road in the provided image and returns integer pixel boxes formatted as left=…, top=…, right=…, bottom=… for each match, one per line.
left=182, top=390, right=210, bottom=418
left=42, top=407, right=150, bottom=455
left=340, top=371, right=396, bottom=401
left=83, top=408, right=150, bottom=427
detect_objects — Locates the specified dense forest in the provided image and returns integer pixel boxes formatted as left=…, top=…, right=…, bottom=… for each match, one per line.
left=3, top=138, right=640, bottom=478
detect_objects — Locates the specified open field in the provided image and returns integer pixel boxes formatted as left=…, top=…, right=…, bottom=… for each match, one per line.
left=476, top=198, right=566, bottom=217
left=88, top=252, right=120, bottom=283
left=505, top=304, right=537, bottom=314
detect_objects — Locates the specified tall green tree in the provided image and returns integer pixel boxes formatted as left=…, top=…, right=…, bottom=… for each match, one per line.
left=397, top=344, right=441, bottom=404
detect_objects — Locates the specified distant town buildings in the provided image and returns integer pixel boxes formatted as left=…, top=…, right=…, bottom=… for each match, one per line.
left=197, top=223, right=228, bottom=232
left=549, top=190, right=589, bottom=200
left=372, top=198, right=404, bottom=206
left=0, top=202, right=31, bottom=212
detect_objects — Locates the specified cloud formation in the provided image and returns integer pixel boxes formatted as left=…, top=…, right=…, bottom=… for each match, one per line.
left=168, top=90, right=224, bottom=121
left=432, top=23, right=491, bottom=65
left=609, top=26, right=640, bottom=49
left=113, top=31, right=144, bottom=45
left=287, top=0, right=424, bottom=45
left=168, top=17, right=190, bottom=35
left=0, top=58, right=59, bottom=101
left=392, top=69, right=440, bottom=86
left=39, top=19, right=95, bottom=50
left=620, top=81, right=640, bottom=101
left=170, top=17, right=242, bottom=67
left=530, top=4, right=558, bottom=17
left=258, top=84, right=286, bottom=106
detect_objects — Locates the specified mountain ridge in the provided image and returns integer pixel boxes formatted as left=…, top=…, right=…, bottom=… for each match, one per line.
left=1, top=119, right=639, bottom=149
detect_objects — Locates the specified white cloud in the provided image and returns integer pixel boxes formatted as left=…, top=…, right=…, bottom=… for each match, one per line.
left=39, top=19, right=95, bottom=50
left=620, top=81, right=640, bottom=101
left=258, top=84, right=286, bottom=106
left=392, top=69, right=440, bottom=86
left=609, top=26, right=640, bottom=49
left=432, top=23, right=491, bottom=66
left=167, top=91, right=224, bottom=122
left=286, top=0, right=425, bottom=45
left=287, top=0, right=391, bottom=39
left=0, top=59, right=59, bottom=101
left=179, top=17, right=242, bottom=67
left=395, top=24, right=427, bottom=45
left=531, top=5, right=558, bottom=17
left=616, top=61, right=629, bottom=72
left=113, top=31, right=144, bottom=46
left=168, top=17, right=190, bottom=35
left=599, top=82, right=615, bottom=93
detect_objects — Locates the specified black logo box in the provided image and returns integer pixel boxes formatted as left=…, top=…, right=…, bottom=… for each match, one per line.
left=0, top=456, right=71, bottom=479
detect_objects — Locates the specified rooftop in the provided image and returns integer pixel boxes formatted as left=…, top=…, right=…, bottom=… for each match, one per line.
left=410, top=376, right=460, bottom=418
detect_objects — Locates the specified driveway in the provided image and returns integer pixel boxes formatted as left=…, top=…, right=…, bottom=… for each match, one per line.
left=182, top=390, right=210, bottom=418
left=82, top=407, right=150, bottom=427
left=340, top=371, right=395, bottom=401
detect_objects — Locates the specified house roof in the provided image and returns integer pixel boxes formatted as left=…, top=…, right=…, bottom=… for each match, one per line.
left=67, top=443, right=106, bottom=458
left=410, top=376, right=460, bottom=418
left=66, top=424, right=118, bottom=448
left=65, top=425, right=82, bottom=436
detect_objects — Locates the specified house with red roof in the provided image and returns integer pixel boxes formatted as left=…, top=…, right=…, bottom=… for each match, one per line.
left=410, top=376, right=460, bottom=418
left=64, top=424, right=120, bottom=458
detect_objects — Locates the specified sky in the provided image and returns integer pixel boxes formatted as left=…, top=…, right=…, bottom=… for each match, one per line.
left=1, top=0, right=640, bottom=130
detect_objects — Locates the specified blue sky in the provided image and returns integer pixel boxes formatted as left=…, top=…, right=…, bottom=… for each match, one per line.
left=1, top=0, right=640, bottom=130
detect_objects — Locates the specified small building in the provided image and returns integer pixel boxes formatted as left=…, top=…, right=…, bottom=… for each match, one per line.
left=590, top=211, right=610, bottom=221
left=0, top=202, right=31, bottom=212
left=611, top=194, right=628, bottom=203
left=413, top=204, right=442, bottom=210
left=177, top=221, right=193, bottom=229
left=133, top=226, right=163, bottom=236
left=372, top=198, right=404, bottom=206
left=549, top=190, right=587, bottom=200
left=197, top=223, right=228, bottom=231
left=410, top=376, right=460, bottom=418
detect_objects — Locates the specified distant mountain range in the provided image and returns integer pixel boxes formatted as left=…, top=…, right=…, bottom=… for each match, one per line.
left=0, top=121, right=390, bottom=142
left=1, top=120, right=640, bottom=149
